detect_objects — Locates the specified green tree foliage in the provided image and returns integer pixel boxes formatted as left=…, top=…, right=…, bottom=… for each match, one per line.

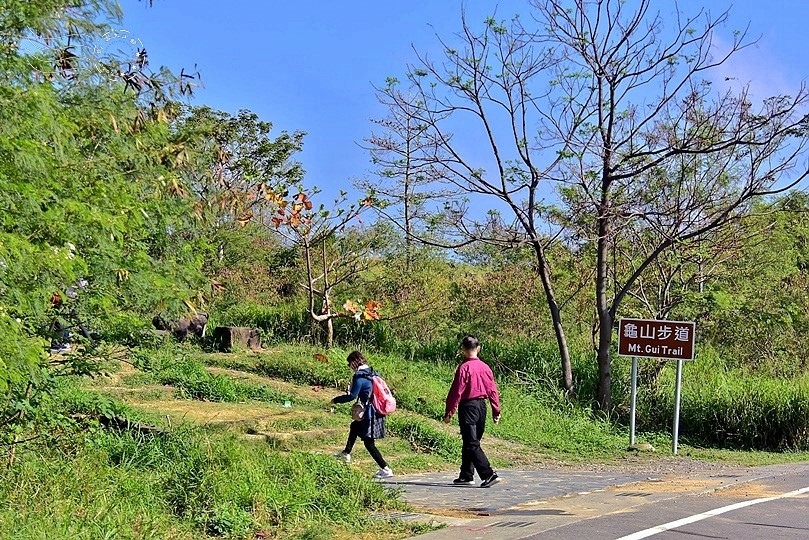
left=0, top=0, right=207, bottom=444
left=174, top=106, right=305, bottom=225
left=172, top=106, right=307, bottom=308
left=695, top=194, right=809, bottom=375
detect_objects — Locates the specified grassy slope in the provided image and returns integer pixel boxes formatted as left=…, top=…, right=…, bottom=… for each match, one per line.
left=3, top=342, right=809, bottom=540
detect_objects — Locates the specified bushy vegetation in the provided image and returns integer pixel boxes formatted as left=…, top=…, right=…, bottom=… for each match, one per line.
left=0, top=376, right=430, bottom=539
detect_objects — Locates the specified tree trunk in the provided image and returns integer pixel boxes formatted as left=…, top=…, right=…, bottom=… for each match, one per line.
left=533, top=243, right=573, bottom=394
left=325, top=316, right=334, bottom=348
left=404, top=171, right=412, bottom=272
left=321, top=240, right=334, bottom=348
left=595, top=205, right=612, bottom=412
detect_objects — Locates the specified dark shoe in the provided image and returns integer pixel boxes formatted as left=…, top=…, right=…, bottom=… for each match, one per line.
left=480, top=473, right=500, bottom=488
left=453, top=477, right=475, bottom=486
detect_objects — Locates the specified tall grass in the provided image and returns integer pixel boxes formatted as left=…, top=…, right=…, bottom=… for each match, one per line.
left=0, top=377, right=431, bottom=539
left=386, top=415, right=461, bottom=461
left=409, top=336, right=599, bottom=406
left=1, top=427, right=414, bottom=539
left=216, top=303, right=395, bottom=349
left=0, top=445, right=199, bottom=539
left=680, top=375, right=809, bottom=450
left=170, top=333, right=809, bottom=454
left=205, top=297, right=809, bottom=453
left=218, top=303, right=311, bottom=344
left=630, top=348, right=809, bottom=450
left=415, top=337, right=809, bottom=452
left=131, top=346, right=301, bottom=405
left=252, top=347, right=352, bottom=388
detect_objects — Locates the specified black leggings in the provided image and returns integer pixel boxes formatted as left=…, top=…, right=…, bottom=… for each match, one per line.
left=344, top=420, right=387, bottom=468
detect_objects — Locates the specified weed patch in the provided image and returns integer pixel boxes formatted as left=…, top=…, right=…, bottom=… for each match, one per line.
left=387, top=416, right=460, bottom=461
left=159, top=361, right=297, bottom=404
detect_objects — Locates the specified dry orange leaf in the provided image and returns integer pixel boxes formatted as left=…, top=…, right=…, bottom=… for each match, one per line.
left=343, top=300, right=361, bottom=314
left=363, top=300, right=382, bottom=320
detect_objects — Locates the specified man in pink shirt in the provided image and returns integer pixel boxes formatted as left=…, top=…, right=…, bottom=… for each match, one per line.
left=443, top=335, right=501, bottom=488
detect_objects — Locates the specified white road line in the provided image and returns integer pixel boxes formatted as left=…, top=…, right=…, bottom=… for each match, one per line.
left=615, top=486, right=809, bottom=540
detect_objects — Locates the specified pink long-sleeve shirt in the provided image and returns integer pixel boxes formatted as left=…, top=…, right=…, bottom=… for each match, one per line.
left=445, top=357, right=501, bottom=417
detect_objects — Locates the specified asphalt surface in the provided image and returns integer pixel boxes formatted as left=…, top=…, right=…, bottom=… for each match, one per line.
left=381, top=469, right=649, bottom=515
left=379, top=462, right=809, bottom=539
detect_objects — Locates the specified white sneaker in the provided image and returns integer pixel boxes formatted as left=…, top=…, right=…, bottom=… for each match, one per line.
left=334, top=451, right=351, bottom=463
left=374, top=466, right=393, bottom=479
left=49, top=343, right=71, bottom=354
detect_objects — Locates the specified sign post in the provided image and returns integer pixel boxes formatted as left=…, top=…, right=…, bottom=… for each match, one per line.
left=672, top=358, right=684, bottom=454
left=629, top=357, right=638, bottom=446
left=617, top=318, right=696, bottom=454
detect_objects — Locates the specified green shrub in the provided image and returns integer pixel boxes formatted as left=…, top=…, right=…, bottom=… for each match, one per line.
left=99, top=311, right=153, bottom=346
left=131, top=344, right=188, bottom=372
left=207, top=502, right=253, bottom=538
left=57, top=382, right=134, bottom=420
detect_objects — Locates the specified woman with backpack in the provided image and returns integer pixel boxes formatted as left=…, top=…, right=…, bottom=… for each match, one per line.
left=331, top=350, right=393, bottom=479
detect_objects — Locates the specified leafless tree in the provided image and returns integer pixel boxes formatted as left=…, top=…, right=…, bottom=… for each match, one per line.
left=380, top=0, right=809, bottom=409
left=539, top=0, right=809, bottom=409
left=358, top=85, right=457, bottom=270
left=270, top=191, right=379, bottom=348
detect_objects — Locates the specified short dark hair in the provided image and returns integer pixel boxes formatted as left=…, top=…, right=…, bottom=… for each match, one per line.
left=460, top=335, right=480, bottom=351
left=347, top=350, right=366, bottom=366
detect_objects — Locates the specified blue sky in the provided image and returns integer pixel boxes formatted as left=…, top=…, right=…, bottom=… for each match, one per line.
left=117, top=0, right=808, bottom=202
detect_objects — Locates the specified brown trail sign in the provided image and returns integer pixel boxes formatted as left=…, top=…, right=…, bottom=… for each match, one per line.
left=616, top=317, right=697, bottom=455
left=617, top=318, right=695, bottom=360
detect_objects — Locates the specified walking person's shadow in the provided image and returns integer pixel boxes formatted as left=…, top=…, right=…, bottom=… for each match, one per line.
left=380, top=479, right=479, bottom=488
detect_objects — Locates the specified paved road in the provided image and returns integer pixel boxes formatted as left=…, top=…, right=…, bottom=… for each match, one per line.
left=380, top=462, right=809, bottom=539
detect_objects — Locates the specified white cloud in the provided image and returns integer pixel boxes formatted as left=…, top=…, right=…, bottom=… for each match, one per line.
left=708, top=33, right=801, bottom=103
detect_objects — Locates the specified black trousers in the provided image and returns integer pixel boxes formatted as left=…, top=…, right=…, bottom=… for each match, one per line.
left=49, top=308, right=91, bottom=347
left=458, top=398, right=494, bottom=481
left=344, top=420, right=387, bottom=468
